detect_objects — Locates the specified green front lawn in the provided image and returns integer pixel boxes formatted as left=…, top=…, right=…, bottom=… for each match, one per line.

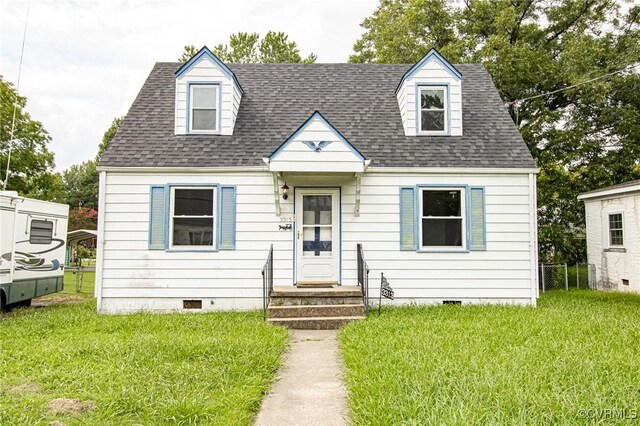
left=340, top=290, right=640, bottom=425
left=0, top=301, right=289, bottom=425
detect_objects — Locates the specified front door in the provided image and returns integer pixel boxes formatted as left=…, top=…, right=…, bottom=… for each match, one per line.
left=295, top=188, right=340, bottom=284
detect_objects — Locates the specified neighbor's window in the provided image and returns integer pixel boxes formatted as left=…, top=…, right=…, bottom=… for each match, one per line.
left=29, top=219, right=53, bottom=244
left=189, top=84, right=218, bottom=132
left=608, top=213, right=624, bottom=246
left=420, top=188, right=465, bottom=248
left=419, top=86, right=447, bottom=133
left=171, top=187, right=216, bottom=247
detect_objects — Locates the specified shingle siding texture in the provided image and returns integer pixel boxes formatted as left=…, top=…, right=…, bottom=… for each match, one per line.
left=100, top=62, right=535, bottom=168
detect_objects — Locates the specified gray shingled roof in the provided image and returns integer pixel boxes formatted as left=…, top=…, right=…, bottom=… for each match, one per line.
left=100, top=62, right=535, bottom=168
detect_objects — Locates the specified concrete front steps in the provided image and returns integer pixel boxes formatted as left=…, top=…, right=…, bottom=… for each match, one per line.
left=267, top=286, right=365, bottom=330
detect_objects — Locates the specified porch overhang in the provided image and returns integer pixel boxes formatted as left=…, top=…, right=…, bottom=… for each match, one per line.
left=265, top=111, right=370, bottom=174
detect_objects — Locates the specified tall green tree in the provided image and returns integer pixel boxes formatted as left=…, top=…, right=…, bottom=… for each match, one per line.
left=351, top=0, right=640, bottom=262
left=96, top=116, right=122, bottom=162
left=62, top=160, right=98, bottom=210
left=0, top=76, right=62, bottom=200
left=180, top=31, right=317, bottom=63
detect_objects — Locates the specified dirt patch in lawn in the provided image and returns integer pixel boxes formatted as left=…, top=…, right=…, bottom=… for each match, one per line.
left=47, top=398, right=97, bottom=416
left=33, top=295, right=90, bottom=307
left=7, top=382, right=40, bottom=394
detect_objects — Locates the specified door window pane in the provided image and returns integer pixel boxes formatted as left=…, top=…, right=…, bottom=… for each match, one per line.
left=302, top=195, right=332, bottom=225
left=303, top=226, right=332, bottom=256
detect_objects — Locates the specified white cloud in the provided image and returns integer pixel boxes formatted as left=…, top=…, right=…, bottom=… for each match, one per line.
left=1, top=0, right=377, bottom=170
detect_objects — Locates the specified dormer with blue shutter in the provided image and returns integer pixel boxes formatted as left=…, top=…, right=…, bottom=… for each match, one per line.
left=174, top=46, right=244, bottom=135
left=396, top=49, right=462, bottom=136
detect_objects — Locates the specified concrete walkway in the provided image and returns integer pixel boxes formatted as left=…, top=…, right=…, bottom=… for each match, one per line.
left=254, top=330, right=349, bottom=426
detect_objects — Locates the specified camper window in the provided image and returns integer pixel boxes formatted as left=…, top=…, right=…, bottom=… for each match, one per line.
left=30, top=219, right=54, bottom=244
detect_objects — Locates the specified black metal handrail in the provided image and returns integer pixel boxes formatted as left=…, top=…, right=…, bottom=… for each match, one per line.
left=357, top=243, right=370, bottom=312
left=262, top=244, right=274, bottom=321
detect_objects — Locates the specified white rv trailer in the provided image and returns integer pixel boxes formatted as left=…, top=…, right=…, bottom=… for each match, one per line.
left=0, top=191, right=69, bottom=310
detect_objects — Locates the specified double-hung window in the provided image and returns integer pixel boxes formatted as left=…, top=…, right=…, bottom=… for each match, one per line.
left=420, top=188, right=465, bottom=248
left=419, top=86, right=448, bottom=134
left=608, top=213, right=624, bottom=247
left=170, top=187, right=216, bottom=248
left=189, top=84, right=218, bottom=133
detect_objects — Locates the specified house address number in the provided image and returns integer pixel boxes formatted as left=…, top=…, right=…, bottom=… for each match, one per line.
left=279, top=216, right=294, bottom=231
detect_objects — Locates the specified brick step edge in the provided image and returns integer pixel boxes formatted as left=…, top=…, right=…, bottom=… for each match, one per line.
left=268, top=304, right=365, bottom=318
left=267, top=316, right=366, bottom=330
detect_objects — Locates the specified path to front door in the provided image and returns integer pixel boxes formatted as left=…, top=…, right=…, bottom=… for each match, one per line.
left=253, top=330, right=348, bottom=426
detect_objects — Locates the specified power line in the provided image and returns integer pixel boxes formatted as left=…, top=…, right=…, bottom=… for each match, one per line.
left=2, top=6, right=30, bottom=191
left=507, top=62, right=639, bottom=106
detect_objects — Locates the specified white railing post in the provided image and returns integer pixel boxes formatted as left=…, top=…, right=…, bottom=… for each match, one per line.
left=564, top=264, right=569, bottom=291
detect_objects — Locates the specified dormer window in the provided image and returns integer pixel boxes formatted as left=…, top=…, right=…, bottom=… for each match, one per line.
left=419, top=85, right=448, bottom=134
left=189, top=83, right=219, bottom=133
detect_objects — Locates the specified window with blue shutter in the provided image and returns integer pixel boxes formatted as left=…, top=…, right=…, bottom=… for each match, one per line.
left=469, top=187, right=486, bottom=251
left=399, top=187, right=416, bottom=250
left=218, top=186, right=237, bottom=250
left=148, top=186, right=167, bottom=250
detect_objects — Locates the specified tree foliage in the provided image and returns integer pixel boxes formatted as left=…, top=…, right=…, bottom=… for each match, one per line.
left=180, top=31, right=317, bottom=63
left=96, top=116, right=122, bottom=162
left=0, top=76, right=62, bottom=200
left=351, top=0, right=640, bottom=262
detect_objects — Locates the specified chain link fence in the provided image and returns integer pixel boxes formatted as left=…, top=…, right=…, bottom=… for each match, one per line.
left=539, top=263, right=568, bottom=291
left=539, top=263, right=597, bottom=292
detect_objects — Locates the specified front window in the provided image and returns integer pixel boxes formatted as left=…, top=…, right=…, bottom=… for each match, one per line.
left=189, top=84, right=218, bottom=132
left=609, top=213, right=624, bottom=246
left=419, top=86, right=447, bottom=133
left=420, top=188, right=465, bottom=248
left=171, top=187, right=216, bottom=247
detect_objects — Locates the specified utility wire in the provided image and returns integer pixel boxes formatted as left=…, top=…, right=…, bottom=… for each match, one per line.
left=3, top=6, right=30, bottom=191
left=507, top=62, right=639, bottom=106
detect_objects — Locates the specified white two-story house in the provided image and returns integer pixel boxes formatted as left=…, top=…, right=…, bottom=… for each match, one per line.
left=96, top=46, right=539, bottom=315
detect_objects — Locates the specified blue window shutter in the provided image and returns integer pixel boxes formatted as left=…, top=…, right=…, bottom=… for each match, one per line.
left=400, top=187, right=416, bottom=251
left=148, top=186, right=167, bottom=250
left=218, top=186, right=237, bottom=250
left=469, top=187, right=486, bottom=251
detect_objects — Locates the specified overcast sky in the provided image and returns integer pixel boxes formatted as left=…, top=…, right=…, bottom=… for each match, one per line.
left=1, top=0, right=379, bottom=171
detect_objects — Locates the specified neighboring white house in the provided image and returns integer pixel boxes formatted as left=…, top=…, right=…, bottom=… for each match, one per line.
left=578, top=180, right=640, bottom=293
left=95, top=46, right=539, bottom=313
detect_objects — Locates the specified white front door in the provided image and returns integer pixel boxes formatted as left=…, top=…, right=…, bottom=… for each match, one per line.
left=295, top=188, right=340, bottom=284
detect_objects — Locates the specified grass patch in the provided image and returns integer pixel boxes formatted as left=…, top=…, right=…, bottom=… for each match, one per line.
left=62, top=270, right=95, bottom=295
left=0, top=301, right=289, bottom=425
left=339, top=290, right=640, bottom=425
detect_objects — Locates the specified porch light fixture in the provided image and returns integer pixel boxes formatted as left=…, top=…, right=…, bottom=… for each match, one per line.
left=281, top=183, right=290, bottom=200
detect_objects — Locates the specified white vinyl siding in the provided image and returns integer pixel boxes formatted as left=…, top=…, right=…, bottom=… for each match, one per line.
left=97, top=170, right=537, bottom=312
